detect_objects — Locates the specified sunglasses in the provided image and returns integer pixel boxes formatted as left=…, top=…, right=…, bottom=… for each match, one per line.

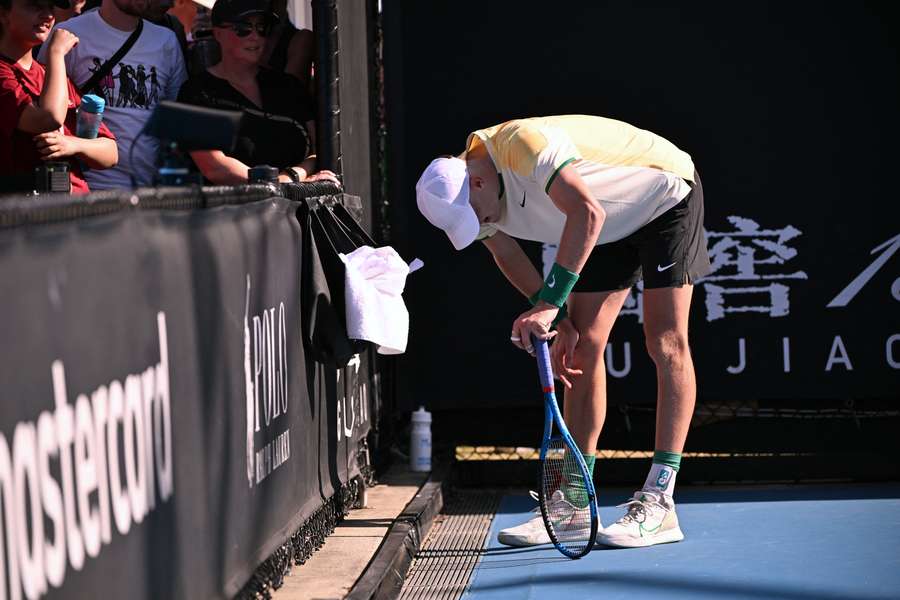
left=223, top=21, right=271, bottom=37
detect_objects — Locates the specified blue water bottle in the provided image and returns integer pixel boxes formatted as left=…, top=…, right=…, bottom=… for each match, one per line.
left=76, top=94, right=105, bottom=139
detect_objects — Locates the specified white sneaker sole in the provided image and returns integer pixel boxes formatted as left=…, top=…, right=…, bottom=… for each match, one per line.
left=498, top=527, right=596, bottom=547
left=497, top=531, right=550, bottom=547
left=595, top=526, right=684, bottom=548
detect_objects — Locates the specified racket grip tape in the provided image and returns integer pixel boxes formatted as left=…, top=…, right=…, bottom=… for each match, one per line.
left=532, top=335, right=554, bottom=391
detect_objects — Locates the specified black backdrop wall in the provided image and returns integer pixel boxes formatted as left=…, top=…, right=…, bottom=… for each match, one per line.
left=384, top=3, right=899, bottom=425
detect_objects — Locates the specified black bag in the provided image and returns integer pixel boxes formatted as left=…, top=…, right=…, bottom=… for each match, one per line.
left=300, top=195, right=376, bottom=368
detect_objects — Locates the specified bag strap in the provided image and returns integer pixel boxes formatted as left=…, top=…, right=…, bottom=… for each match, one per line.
left=77, top=19, right=143, bottom=97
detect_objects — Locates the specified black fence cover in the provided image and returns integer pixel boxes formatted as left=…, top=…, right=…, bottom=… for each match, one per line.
left=0, top=192, right=373, bottom=599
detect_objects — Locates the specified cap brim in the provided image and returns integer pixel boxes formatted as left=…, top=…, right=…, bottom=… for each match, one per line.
left=446, top=205, right=480, bottom=251
left=53, top=0, right=71, bottom=8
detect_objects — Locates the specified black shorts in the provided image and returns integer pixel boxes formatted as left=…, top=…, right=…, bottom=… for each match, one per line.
left=575, top=170, right=711, bottom=292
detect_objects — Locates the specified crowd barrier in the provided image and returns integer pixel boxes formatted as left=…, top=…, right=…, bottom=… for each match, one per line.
left=0, top=183, right=378, bottom=599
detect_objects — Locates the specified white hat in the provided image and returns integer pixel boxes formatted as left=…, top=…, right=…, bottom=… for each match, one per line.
left=415, top=157, right=480, bottom=250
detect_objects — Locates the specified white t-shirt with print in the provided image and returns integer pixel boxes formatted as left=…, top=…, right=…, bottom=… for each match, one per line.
left=40, top=10, right=188, bottom=189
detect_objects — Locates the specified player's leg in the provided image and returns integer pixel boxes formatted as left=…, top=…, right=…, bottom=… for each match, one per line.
left=497, top=289, right=630, bottom=547
left=557, top=288, right=631, bottom=508
left=563, top=289, right=632, bottom=453
left=598, top=171, right=710, bottom=548
left=645, top=285, right=696, bottom=459
left=499, top=240, right=640, bottom=547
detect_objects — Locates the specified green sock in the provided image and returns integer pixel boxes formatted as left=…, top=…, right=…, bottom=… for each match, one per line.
left=652, top=450, right=682, bottom=471
left=562, top=453, right=596, bottom=509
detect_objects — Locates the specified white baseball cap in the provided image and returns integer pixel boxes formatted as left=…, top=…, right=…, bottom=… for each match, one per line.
left=415, top=157, right=480, bottom=250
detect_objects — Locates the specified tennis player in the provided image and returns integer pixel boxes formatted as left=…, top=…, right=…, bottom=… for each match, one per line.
left=415, top=115, right=710, bottom=548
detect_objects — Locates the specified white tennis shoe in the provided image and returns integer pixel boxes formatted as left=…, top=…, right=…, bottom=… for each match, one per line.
left=596, top=490, right=684, bottom=548
left=497, top=490, right=598, bottom=547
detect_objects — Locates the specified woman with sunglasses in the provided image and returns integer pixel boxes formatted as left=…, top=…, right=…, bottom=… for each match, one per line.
left=176, top=0, right=336, bottom=185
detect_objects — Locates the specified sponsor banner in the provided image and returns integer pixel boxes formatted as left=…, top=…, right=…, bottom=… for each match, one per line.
left=542, top=220, right=900, bottom=403
left=315, top=349, right=372, bottom=501
left=0, top=210, right=206, bottom=599
left=0, top=197, right=370, bottom=600
left=403, top=219, right=899, bottom=411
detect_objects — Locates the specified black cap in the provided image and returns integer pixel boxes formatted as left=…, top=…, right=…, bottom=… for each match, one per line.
left=210, top=0, right=278, bottom=25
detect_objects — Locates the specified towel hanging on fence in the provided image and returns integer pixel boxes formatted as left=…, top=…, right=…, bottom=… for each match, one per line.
left=340, top=245, right=413, bottom=355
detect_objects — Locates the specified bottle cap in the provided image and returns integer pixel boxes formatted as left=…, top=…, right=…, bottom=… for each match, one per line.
left=80, top=94, right=105, bottom=114
left=248, top=165, right=279, bottom=183
left=411, top=406, right=431, bottom=424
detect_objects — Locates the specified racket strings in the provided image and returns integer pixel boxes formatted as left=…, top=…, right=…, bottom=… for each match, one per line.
left=541, top=438, right=593, bottom=553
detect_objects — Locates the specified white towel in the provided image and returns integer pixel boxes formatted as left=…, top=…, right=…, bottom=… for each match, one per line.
left=340, top=246, right=417, bottom=355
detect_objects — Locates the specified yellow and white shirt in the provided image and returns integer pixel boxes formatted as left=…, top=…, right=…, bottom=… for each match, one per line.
left=468, top=115, right=695, bottom=245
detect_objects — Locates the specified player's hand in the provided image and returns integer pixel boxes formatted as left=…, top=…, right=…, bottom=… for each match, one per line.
left=510, top=302, right=557, bottom=355
left=550, top=317, right=583, bottom=389
left=46, top=29, right=79, bottom=57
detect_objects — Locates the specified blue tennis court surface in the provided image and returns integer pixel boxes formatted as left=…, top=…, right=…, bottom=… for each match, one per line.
left=463, top=484, right=900, bottom=600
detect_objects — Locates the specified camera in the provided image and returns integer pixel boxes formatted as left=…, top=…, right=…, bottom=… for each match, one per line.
left=34, top=162, right=71, bottom=194
left=142, top=101, right=242, bottom=187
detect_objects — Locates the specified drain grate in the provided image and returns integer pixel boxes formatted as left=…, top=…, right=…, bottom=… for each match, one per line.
left=398, top=490, right=502, bottom=600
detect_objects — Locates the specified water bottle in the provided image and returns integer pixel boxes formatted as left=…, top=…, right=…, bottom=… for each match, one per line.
left=75, top=94, right=105, bottom=139
left=410, top=406, right=432, bottom=472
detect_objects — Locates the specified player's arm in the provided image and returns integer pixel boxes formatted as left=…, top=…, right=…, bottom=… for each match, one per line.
left=546, top=164, right=605, bottom=276
left=482, top=231, right=543, bottom=299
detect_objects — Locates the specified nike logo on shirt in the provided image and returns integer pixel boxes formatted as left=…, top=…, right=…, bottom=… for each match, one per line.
left=520, top=192, right=526, bottom=207
left=657, top=262, right=677, bottom=272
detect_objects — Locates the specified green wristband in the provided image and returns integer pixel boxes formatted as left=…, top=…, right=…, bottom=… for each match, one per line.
left=538, top=263, right=579, bottom=308
left=527, top=290, right=568, bottom=328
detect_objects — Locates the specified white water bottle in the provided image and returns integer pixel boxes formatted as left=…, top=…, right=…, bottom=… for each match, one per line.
left=410, top=406, right=432, bottom=472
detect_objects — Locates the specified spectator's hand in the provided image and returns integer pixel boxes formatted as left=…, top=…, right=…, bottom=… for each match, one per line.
left=550, top=317, right=583, bottom=389
left=303, top=170, right=340, bottom=185
left=46, top=28, right=79, bottom=57
left=34, top=131, right=80, bottom=160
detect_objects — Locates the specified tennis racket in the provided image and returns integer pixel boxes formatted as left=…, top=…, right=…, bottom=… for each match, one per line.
left=533, top=335, right=599, bottom=559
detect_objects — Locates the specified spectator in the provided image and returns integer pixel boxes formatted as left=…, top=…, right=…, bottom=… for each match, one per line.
left=1, top=0, right=117, bottom=195
left=52, top=0, right=82, bottom=22
left=139, top=0, right=188, bottom=64
left=176, top=0, right=335, bottom=185
left=261, top=0, right=311, bottom=88
left=38, top=0, right=187, bottom=189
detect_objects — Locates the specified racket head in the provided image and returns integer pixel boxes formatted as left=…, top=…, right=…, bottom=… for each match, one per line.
left=538, top=431, right=598, bottom=558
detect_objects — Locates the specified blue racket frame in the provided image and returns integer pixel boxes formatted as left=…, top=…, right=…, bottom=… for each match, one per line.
left=534, top=336, right=599, bottom=558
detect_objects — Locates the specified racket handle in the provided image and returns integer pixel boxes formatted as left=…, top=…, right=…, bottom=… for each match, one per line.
left=532, top=335, right=554, bottom=390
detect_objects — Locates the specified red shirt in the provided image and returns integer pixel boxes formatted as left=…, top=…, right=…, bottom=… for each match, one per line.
left=0, top=54, right=115, bottom=195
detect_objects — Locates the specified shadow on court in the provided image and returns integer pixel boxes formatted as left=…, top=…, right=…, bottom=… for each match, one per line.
left=466, top=571, right=898, bottom=600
